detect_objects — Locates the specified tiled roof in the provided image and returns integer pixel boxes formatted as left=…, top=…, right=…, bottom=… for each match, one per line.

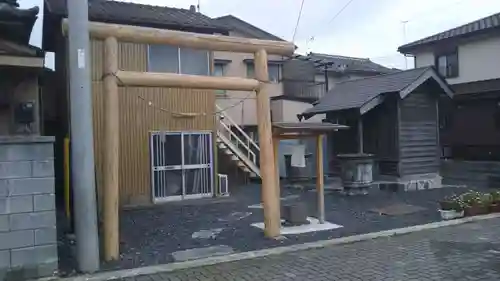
left=303, top=67, right=442, bottom=114
left=44, top=0, right=228, bottom=33
left=398, top=12, right=500, bottom=53
left=214, top=15, right=285, bottom=41
left=307, top=53, right=399, bottom=75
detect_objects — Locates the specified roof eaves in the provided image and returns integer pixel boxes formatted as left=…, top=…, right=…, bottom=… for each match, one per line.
left=44, top=0, right=229, bottom=34
left=215, top=15, right=286, bottom=41
left=398, top=12, right=500, bottom=54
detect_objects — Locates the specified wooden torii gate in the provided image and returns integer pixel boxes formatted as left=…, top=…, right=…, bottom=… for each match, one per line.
left=61, top=20, right=295, bottom=261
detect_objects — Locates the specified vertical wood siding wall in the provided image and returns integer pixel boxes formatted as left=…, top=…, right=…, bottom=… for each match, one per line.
left=89, top=40, right=215, bottom=207
left=398, top=91, right=439, bottom=176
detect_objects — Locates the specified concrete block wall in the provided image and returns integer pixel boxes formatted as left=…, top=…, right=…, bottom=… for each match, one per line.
left=0, top=136, right=57, bottom=280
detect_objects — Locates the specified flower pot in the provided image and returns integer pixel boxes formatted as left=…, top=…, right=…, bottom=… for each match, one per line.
left=490, top=203, right=500, bottom=213
left=464, top=205, right=489, bottom=216
left=439, top=209, right=464, bottom=220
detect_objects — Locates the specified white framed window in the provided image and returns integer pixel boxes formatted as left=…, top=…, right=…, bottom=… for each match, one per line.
left=246, top=63, right=281, bottom=83
left=147, top=45, right=210, bottom=75
left=435, top=50, right=459, bottom=78
left=213, top=63, right=226, bottom=96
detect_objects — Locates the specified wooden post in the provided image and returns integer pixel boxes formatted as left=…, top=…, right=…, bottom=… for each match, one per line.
left=358, top=117, right=364, bottom=153
left=63, top=136, right=71, bottom=221
left=103, top=36, right=120, bottom=260
left=254, top=49, right=280, bottom=237
left=273, top=137, right=281, bottom=204
left=316, top=134, right=325, bottom=223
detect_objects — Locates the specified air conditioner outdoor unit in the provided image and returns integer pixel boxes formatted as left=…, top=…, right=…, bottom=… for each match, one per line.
left=217, top=174, right=229, bottom=196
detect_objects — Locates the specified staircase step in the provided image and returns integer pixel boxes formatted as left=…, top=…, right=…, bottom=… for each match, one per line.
left=216, top=132, right=261, bottom=178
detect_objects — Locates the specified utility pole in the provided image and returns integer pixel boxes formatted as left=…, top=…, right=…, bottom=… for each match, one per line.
left=68, top=0, right=100, bottom=273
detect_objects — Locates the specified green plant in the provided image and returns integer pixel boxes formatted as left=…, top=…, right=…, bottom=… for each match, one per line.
left=439, top=194, right=464, bottom=211
left=490, top=190, right=500, bottom=203
left=460, top=191, right=491, bottom=208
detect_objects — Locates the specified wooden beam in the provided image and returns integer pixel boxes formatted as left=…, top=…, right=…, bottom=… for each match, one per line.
left=116, top=71, right=260, bottom=91
left=274, top=134, right=317, bottom=140
left=255, top=49, right=280, bottom=237
left=103, top=36, right=120, bottom=261
left=316, top=134, right=325, bottom=223
left=61, top=19, right=295, bottom=56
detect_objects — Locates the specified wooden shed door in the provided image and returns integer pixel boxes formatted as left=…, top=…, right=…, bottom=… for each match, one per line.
left=150, top=131, right=213, bottom=202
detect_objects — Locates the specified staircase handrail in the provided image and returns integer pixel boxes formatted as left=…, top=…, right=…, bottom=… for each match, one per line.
left=216, top=104, right=260, bottom=153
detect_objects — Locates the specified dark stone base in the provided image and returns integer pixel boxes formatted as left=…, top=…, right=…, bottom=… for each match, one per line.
left=281, top=203, right=308, bottom=225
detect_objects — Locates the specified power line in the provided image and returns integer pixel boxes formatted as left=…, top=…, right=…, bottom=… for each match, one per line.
left=295, top=0, right=356, bottom=52
left=327, top=0, right=356, bottom=24
left=292, top=0, right=306, bottom=42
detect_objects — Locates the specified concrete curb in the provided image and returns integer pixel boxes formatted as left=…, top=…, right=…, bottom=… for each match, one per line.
left=47, top=213, right=500, bottom=281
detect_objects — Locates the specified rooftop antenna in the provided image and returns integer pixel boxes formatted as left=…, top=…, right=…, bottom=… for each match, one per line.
left=197, top=0, right=201, bottom=12
left=401, top=20, right=408, bottom=69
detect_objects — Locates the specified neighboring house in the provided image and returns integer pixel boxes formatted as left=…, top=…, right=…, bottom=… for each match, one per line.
left=282, top=52, right=399, bottom=101
left=398, top=12, right=500, bottom=160
left=42, top=0, right=244, bottom=207
left=212, top=15, right=286, bottom=133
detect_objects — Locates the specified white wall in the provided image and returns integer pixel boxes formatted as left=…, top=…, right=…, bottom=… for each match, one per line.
left=414, top=36, right=500, bottom=84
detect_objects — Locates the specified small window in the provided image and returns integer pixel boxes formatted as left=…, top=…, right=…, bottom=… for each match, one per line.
left=147, top=45, right=209, bottom=75
left=268, top=64, right=281, bottom=83
left=148, top=44, right=179, bottom=73
left=213, top=63, right=226, bottom=96
left=246, top=63, right=255, bottom=78
left=179, top=47, right=209, bottom=75
left=246, top=63, right=280, bottom=83
left=435, top=50, right=458, bottom=78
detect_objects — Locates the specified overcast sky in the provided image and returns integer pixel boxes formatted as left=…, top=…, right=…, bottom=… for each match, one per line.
left=23, top=0, right=500, bottom=70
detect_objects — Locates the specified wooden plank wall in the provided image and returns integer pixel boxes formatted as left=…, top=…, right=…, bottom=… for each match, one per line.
left=398, top=91, right=440, bottom=176
left=89, top=39, right=216, bottom=207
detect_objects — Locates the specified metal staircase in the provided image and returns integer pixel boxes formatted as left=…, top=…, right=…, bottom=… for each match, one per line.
left=216, top=105, right=260, bottom=178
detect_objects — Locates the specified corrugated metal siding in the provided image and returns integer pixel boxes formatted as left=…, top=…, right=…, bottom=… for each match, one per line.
left=398, top=92, right=439, bottom=176
left=89, top=39, right=215, bottom=206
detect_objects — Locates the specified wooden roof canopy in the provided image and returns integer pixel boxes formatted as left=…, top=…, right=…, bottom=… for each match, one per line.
left=271, top=122, right=348, bottom=224
left=61, top=19, right=295, bottom=261
left=273, top=122, right=349, bottom=139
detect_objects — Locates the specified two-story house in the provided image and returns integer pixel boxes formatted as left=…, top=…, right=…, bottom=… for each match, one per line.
left=398, top=12, right=500, bottom=161
left=212, top=15, right=286, bottom=137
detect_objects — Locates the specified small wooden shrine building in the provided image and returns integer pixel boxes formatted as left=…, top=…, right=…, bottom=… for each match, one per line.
left=301, top=67, right=454, bottom=183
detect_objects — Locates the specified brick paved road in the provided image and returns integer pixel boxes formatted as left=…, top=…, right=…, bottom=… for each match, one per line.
left=118, top=218, right=500, bottom=281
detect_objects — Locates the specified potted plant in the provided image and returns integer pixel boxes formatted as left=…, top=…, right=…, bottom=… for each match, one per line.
left=461, top=191, right=490, bottom=216
left=490, top=190, right=500, bottom=212
left=438, top=194, right=464, bottom=220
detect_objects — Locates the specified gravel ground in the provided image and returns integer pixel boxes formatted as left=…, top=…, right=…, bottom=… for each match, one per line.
left=57, top=183, right=487, bottom=275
